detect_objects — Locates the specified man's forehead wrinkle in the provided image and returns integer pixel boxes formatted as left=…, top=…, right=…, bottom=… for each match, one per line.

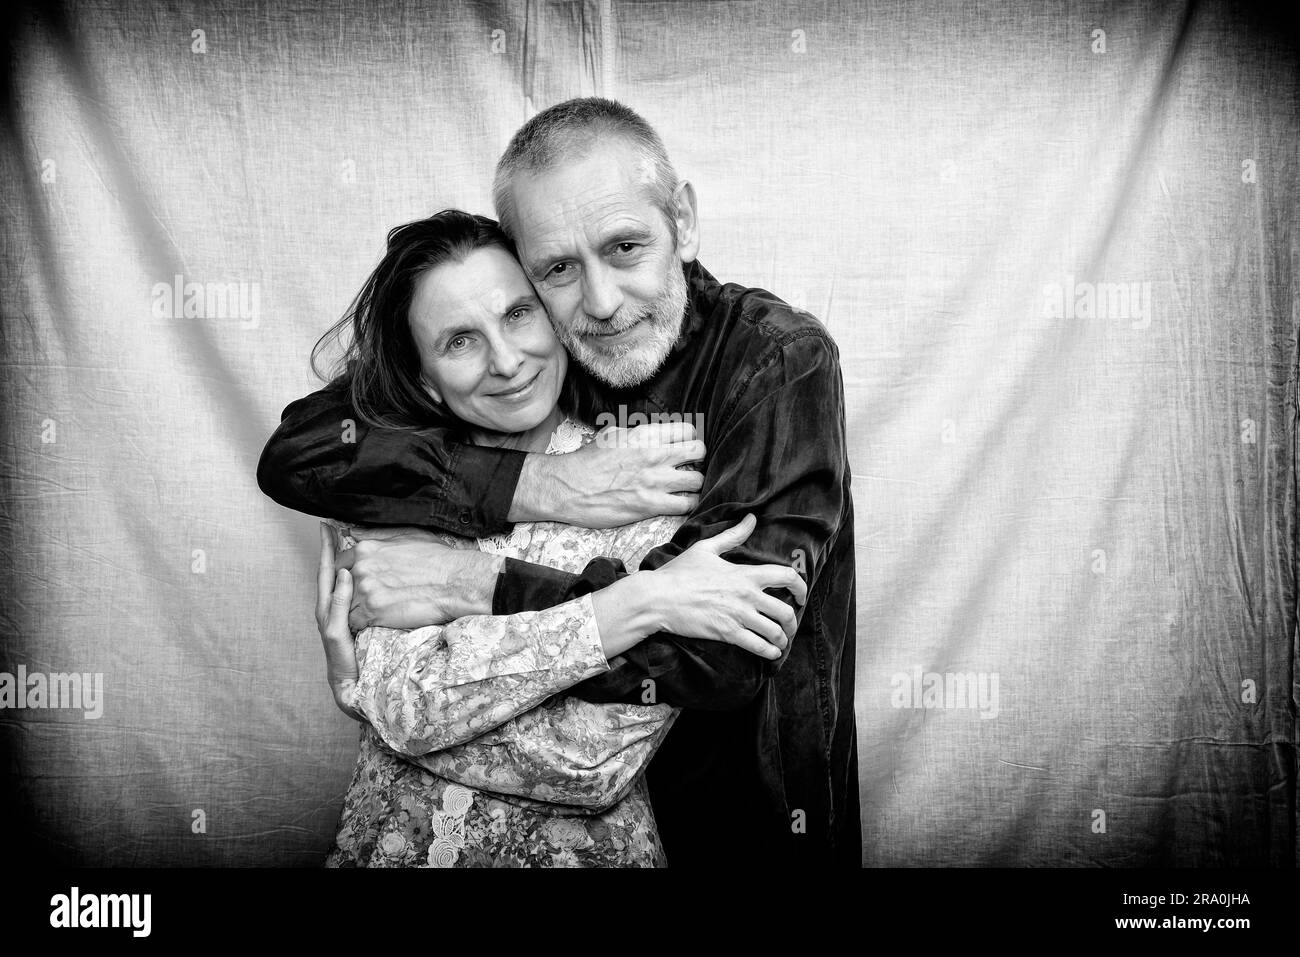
left=515, top=146, right=642, bottom=220
left=523, top=181, right=632, bottom=226
left=517, top=183, right=656, bottom=269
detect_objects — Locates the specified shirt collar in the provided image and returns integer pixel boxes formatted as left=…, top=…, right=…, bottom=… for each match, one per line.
left=672, top=258, right=720, bottom=353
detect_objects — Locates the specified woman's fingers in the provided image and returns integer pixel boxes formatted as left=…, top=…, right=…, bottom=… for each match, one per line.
left=316, top=523, right=336, bottom=628
left=316, top=525, right=360, bottom=720
left=322, top=568, right=361, bottom=720
left=334, top=545, right=357, bottom=572
left=327, top=568, right=353, bottom=638
left=320, top=568, right=355, bottom=665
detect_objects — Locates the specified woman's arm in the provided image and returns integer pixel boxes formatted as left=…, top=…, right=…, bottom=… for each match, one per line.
left=318, top=522, right=607, bottom=753
left=348, top=597, right=610, bottom=757
left=318, top=519, right=678, bottom=808
left=320, top=524, right=671, bottom=757
left=403, top=699, right=678, bottom=811
left=400, top=513, right=695, bottom=808
left=323, top=583, right=672, bottom=809
left=317, top=518, right=797, bottom=765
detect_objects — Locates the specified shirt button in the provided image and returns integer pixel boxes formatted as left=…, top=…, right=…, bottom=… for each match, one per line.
left=458, top=512, right=471, bottom=525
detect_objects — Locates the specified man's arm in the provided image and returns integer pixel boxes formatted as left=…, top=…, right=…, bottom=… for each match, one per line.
left=258, top=380, right=523, bottom=534
left=494, top=331, right=850, bottom=711
left=258, top=380, right=704, bottom=533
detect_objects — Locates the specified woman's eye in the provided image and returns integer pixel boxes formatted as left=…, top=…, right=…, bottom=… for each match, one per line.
left=448, top=335, right=471, bottom=351
left=508, top=307, right=531, bottom=322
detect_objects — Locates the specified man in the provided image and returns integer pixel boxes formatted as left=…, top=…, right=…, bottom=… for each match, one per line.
left=259, top=98, right=859, bottom=866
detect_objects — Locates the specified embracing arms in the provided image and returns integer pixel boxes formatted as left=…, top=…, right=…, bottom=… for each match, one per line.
left=314, top=521, right=795, bottom=809
left=273, top=332, right=845, bottom=713
left=501, top=333, right=851, bottom=710
left=315, top=518, right=798, bottom=736
left=258, top=382, right=703, bottom=532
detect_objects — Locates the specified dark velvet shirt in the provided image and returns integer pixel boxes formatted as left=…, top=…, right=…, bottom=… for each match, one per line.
left=258, top=260, right=860, bottom=866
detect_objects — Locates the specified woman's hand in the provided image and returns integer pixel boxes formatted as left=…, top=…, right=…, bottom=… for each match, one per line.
left=642, top=514, right=807, bottom=660
left=316, top=523, right=362, bottom=721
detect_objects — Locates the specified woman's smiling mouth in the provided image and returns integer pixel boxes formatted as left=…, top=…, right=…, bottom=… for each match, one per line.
left=489, top=370, right=541, bottom=401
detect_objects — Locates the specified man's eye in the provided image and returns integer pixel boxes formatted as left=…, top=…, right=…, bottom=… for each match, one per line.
left=547, top=263, right=570, bottom=279
left=614, top=243, right=638, bottom=254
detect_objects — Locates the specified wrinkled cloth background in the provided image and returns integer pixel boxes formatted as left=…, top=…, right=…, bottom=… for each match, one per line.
left=0, top=0, right=1295, bottom=866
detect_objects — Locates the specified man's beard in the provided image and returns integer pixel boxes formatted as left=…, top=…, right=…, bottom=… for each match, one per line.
left=554, top=263, right=688, bottom=390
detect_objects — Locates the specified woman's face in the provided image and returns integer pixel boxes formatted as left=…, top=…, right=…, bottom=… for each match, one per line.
left=409, top=245, right=567, bottom=435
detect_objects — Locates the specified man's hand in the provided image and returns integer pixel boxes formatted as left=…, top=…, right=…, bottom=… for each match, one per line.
left=316, top=523, right=361, bottom=721
left=334, top=525, right=503, bottom=631
left=510, top=421, right=706, bottom=527
left=643, top=514, right=807, bottom=654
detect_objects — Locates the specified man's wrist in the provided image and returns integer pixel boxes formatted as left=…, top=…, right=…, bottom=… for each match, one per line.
left=446, top=551, right=504, bottom=618
left=589, top=572, right=661, bottom=657
left=508, top=453, right=553, bottom=524
left=606, top=572, right=662, bottom=640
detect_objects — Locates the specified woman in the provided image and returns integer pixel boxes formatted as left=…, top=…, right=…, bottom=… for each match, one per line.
left=313, top=210, right=804, bottom=867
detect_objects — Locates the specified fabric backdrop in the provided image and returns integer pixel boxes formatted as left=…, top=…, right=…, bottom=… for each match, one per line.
left=1, top=0, right=1295, bottom=866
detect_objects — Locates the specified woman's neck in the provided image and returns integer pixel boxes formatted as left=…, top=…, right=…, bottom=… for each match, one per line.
left=468, top=407, right=565, bottom=454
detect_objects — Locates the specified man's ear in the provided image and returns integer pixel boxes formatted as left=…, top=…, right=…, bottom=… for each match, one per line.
left=671, top=180, right=700, bottom=263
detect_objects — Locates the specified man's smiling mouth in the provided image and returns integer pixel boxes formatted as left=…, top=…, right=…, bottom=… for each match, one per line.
left=590, top=322, right=638, bottom=339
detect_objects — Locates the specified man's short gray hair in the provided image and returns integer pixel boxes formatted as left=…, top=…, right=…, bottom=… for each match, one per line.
left=492, top=97, right=680, bottom=242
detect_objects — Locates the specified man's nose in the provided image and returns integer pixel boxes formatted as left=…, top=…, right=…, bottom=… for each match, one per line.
left=580, top=261, right=624, bottom=322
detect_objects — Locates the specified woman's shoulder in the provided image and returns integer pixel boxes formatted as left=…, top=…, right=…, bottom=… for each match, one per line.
left=544, top=417, right=595, bottom=455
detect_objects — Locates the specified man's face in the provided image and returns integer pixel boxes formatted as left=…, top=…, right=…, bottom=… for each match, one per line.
left=508, top=140, right=695, bottom=389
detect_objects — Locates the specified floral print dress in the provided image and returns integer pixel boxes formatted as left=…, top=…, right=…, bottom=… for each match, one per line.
left=325, top=419, right=684, bottom=868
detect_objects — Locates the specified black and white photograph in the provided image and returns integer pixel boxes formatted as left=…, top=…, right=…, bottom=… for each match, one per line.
left=0, top=0, right=1295, bottom=939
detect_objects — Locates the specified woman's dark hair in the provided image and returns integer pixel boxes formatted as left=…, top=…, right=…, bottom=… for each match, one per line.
left=312, top=209, right=591, bottom=430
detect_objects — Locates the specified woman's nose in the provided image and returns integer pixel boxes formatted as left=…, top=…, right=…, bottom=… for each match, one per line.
left=581, top=261, right=624, bottom=322
left=488, top=337, right=526, bottom=379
